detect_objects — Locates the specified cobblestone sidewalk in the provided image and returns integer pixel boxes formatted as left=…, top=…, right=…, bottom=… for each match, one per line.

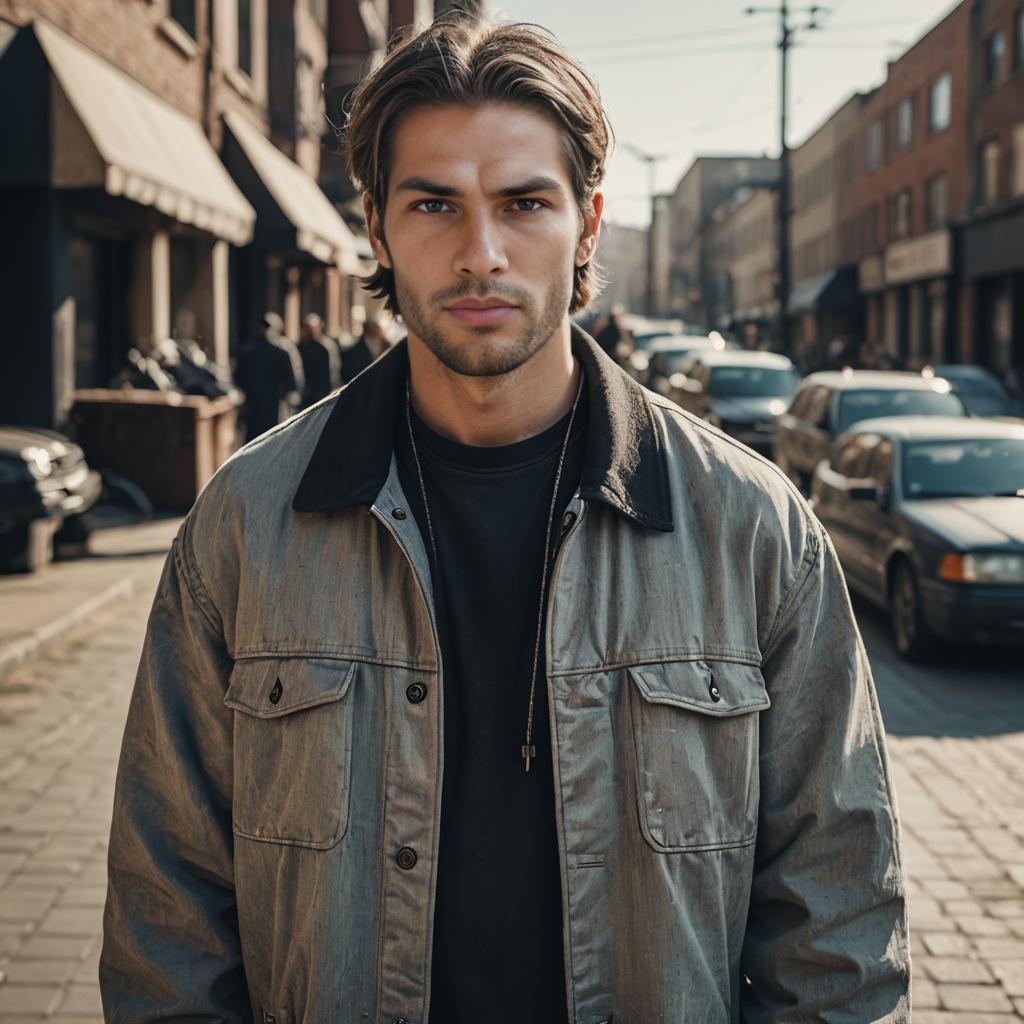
left=0, top=581, right=1022, bottom=1019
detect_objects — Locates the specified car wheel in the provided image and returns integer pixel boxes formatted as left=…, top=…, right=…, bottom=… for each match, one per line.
left=890, top=561, right=934, bottom=662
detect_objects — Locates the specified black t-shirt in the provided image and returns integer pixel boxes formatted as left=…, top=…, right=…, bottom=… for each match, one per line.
left=394, top=383, right=587, bottom=1024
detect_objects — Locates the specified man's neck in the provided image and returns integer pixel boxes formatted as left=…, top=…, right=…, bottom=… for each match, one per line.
left=407, top=323, right=577, bottom=447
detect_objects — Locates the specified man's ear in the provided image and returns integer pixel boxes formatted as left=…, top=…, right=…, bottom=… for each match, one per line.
left=576, top=191, right=604, bottom=267
left=363, top=193, right=393, bottom=270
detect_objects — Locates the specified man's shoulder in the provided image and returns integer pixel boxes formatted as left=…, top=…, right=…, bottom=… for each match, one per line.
left=645, top=390, right=822, bottom=564
left=190, top=395, right=337, bottom=528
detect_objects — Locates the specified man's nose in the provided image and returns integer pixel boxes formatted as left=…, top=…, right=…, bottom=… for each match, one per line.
left=453, top=212, right=509, bottom=278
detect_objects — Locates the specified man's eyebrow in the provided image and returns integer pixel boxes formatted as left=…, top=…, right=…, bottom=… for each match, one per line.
left=394, top=177, right=462, bottom=197
left=491, top=176, right=565, bottom=198
left=393, top=175, right=566, bottom=199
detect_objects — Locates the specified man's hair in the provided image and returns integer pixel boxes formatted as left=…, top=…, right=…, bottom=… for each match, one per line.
left=344, top=13, right=611, bottom=316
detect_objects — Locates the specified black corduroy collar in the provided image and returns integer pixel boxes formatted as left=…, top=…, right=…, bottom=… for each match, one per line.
left=292, top=324, right=673, bottom=532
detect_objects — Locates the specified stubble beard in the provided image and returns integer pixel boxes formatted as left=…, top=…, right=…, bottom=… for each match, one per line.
left=394, top=268, right=572, bottom=378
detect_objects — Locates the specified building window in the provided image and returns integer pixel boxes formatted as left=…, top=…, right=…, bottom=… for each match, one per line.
left=979, top=139, right=1001, bottom=205
left=1012, top=123, right=1024, bottom=197
left=866, top=120, right=882, bottom=171
left=928, top=72, right=952, bottom=132
left=237, top=0, right=252, bottom=76
left=886, top=190, right=913, bottom=241
left=894, top=97, right=914, bottom=150
left=170, top=0, right=196, bottom=38
left=984, top=31, right=1005, bottom=86
left=925, top=174, right=948, bottom=228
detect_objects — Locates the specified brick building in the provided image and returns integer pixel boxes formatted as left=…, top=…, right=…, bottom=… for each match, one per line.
left=706, top=186, right=778, bottom=345
left=843, top=1, right=971, bottom=370
left=666, top=155, right=779, bottom=328
left=787, top=92, right=867, bottom=368
left=0, top=0, right=359, bottom=430
left=962, top=0, right=1024, bottom=383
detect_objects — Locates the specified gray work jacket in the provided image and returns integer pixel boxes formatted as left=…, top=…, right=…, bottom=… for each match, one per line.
left=101, top=329, right=910, bottom=1023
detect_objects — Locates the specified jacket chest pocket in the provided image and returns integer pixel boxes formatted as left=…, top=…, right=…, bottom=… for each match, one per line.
left=627, top=660, right=770, bottom=853
left=223, top=657, right=357, bottom=850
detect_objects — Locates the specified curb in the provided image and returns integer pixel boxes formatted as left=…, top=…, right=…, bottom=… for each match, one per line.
left=0, top=576, right=138, bottom=682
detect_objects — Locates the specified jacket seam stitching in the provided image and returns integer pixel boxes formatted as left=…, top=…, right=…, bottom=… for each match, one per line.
left=174, top=530, right=223, bottom=635
left=760, top=523, right=822, bottom=664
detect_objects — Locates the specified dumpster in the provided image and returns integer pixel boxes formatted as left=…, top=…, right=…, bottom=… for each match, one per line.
left=71, top=389, right=238, bottom=510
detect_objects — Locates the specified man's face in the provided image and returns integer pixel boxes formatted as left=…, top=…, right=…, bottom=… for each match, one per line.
left=366, top=102, right=601, bottom=378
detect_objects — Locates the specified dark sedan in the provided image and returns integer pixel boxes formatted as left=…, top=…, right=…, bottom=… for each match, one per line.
left=0, top=426, right=101, bottom=571
left=773, top=370, right=968, bottom=494
left=810, top=416, right=1024, bottom=660
left=669, top=350, right=799, bottom=455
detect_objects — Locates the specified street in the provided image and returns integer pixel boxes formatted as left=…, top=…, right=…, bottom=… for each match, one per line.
left=0, top=544, right=1022, bottom=1020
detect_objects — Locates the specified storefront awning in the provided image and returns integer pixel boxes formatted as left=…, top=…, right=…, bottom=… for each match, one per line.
left=35, top=20, right=255, bottom=245
left=786, top=267, right=857, bottom=315
left=223, top=111, right=361, bottom=274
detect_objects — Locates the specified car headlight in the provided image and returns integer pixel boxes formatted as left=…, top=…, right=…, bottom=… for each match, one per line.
left=20, top=446, right=52, bottom=480
left=939, top=552, right=1024, bottom=583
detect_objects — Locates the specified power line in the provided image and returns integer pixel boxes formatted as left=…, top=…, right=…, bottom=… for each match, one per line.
left=585, top=43, right=771, bottom=66
left=570, top=22, right=773, bottom=52
left=571, top=16, right=918, bottom=55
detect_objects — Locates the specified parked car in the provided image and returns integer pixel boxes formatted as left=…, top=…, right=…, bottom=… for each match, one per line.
left=773, top=370, right=968, bottom=494
left=667, top=350, right=799, bottom=455
left=929, top=364, right=1019, bottom=419
left=630, top=333, right=728, bottom=388
left=0, top=426, right=101, bottom=572
left=810, top=416, right=1024, bottom=660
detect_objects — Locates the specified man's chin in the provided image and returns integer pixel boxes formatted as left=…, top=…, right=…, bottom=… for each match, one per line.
left=425, top=331, right=539, bottom=378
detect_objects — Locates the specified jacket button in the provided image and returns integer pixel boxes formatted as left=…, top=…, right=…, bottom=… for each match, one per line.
left=268, top=679, right=283, bottom=705
left=391, top=507, right=407, bottom=520
left=561, top=510, right=577, bottom=533
left=396, top=846, right=418, bottom=870
left=406, top=682, right=427, bottom=704
left=709, top=683, right=722, bottom=702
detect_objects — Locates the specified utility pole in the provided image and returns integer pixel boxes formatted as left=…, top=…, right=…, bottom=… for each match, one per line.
left=744, top=4, right=828, bottom=354
left=622, top=144, right=667, bottom=317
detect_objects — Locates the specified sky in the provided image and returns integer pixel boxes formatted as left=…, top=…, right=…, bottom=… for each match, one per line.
left=487, top=0, right=960, bottom=228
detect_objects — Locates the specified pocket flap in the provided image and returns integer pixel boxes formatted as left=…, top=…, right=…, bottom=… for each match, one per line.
left=628, top=660, right=769, bottom=717
left=224, top=657, right=356, bottom=718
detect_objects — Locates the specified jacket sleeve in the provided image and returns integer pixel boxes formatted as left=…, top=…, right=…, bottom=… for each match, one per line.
left=100, top=525, right=251, bottom=1023
left=740, top=523, right=910, bottom=1022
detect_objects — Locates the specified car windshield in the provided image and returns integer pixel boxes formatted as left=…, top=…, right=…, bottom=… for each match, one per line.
left=837, top=389, right=965, bottom=433
left=902, top=438, right=1024, bottom=499
left=950, top=381, right=1011, bottom=417
left=655, top=349, right=703, bottom=373
left=707, top=366, right=799, bottom=398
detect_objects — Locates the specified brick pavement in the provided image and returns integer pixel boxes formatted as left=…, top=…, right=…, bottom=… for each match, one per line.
left=0, top=579, right=1022, bottom=1019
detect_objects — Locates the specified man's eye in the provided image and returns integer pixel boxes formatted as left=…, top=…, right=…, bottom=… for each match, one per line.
left=512, top=199, right=544, bottom=213
left=415, top=199, right=451, bottom=213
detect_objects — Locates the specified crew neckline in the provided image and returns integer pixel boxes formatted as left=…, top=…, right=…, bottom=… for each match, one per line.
left=406, top=381, right=588, bottom=473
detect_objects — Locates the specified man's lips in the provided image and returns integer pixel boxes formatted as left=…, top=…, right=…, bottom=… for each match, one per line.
left=444, top=299, right=519, bottom=325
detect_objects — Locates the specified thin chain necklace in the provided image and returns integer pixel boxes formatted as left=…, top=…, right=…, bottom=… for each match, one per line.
left=404, top=366, right=584, bottom=773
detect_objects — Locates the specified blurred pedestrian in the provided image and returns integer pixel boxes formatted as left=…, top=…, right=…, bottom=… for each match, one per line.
left=297, top=313, right=341, bottom=408
left=594, top=302, right=626, bottom=362
left=235, top=312, right=304, bottom=442
left=341, top=317, right=390, bottom=382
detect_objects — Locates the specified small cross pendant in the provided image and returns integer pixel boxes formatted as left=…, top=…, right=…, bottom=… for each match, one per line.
left=521, top=743, right=537, bottom=773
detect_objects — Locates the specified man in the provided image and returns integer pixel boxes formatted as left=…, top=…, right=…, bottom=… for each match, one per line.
left=101, top=13, right=909, bottom=1023
left=341, top=315, right=391, bottom=382
left=235, top=312, right=304, bottom=441
left=594, top=301, right=628, bottom=363
left=297, top=313, right=341, bottom=408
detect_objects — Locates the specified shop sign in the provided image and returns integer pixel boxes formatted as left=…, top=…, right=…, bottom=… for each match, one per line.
left=884, top=229, right=951, bottom=285
left=858, top=255, right=885, bottom=293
